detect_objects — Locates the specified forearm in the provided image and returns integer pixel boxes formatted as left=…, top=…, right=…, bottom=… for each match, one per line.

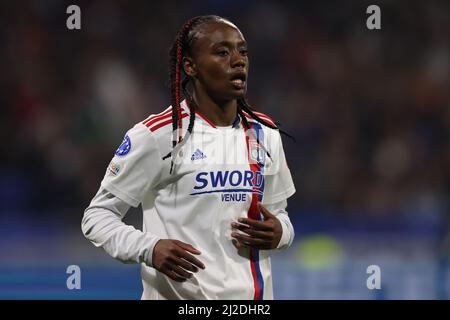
left=81, top=187, right=160, bottom=266
left=264, top=200, right=295, bottom=250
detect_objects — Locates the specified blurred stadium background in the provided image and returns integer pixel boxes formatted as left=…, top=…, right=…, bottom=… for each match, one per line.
left=0, top=0, right=449, bottom=299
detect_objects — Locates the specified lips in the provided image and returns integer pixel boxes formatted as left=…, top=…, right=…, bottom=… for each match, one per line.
left=231, top=78, right=246, bottom=89
left=230, top=71, right=247, bottom=89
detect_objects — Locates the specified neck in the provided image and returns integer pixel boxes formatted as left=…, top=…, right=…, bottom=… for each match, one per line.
left=191, top=86, right=237, bottom=127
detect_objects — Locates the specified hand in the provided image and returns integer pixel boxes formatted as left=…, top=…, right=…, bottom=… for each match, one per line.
left=231, top=202, right=282, bottom=250
left=152, top=239, right=205, bottom=282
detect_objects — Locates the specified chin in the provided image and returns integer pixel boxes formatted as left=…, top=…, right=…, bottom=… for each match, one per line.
left=230, top=89, right=247, bottom=100
left=214, top=88, right=247, bottom=102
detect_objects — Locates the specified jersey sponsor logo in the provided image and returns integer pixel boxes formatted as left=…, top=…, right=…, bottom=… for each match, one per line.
left=190, top=170, right=263, bottom=202
left=191, top=149, right=207, bottom=161
left=115, top=135, right=131, bottom=156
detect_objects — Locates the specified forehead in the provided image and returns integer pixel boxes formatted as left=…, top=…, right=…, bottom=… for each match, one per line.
left=192, top=20, right=246, bottom=50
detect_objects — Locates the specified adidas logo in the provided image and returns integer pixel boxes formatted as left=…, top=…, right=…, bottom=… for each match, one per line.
left=191, top=149, right=207, bottom=161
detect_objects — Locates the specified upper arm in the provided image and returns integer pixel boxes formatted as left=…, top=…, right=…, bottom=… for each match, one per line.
left=100, top=123, right=163, bottom=207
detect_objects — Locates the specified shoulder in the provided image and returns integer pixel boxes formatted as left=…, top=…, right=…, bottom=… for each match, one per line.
left=140, top=105, right=188, bottom=136
left=123, top=104, right=187, bottom=157
left=241, top=109, right=281, bottom=144
left=242, top=110, right=277, bottom=128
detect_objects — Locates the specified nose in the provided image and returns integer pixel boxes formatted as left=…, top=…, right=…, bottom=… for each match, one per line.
left=231, top=50, right=246, bottom=69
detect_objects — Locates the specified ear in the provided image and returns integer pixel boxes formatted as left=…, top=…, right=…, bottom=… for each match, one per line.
left=182, top=56, right=197, bottom=77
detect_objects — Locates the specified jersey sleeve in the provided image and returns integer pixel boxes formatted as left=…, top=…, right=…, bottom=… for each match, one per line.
left=264, top=199, right=295, bottom=250
left=82, top=187, right=161, bottom=267
left=262, top=131, right=296, bottom=205
left=100, top=123, right=163, bottom=207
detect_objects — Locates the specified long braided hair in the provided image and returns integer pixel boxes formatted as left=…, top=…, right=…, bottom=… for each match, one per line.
left=163, top=15, right=293, bottom=173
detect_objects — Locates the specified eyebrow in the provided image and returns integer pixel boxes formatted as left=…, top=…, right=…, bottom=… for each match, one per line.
left=212, top=40, right=247, bottom=48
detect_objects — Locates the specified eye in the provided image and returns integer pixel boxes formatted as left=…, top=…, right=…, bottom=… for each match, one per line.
left=240, top=49, right=248, bottom=56
left=217, top=50, right=229, bottom=57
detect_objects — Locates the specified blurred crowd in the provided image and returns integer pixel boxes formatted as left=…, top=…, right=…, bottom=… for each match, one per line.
left=0, top=1, right=448, bottom=223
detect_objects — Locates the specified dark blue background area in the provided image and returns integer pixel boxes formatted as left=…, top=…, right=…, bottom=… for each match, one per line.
left=1, top=213, right=448, bottom=299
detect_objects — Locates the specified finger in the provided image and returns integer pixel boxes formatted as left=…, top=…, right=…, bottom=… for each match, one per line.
left=170, top=256, right=199, bottom=273
left=232, top=237, right=250, bottom=249
left=164, top=268, right=188, bottom=282
left=175, top=241, right=202, bottom=255
left=170, top=264, right=193, bottom=279
left=177, top=250, right=206, bottom=270
left=231, top=232, right=270, bottom=247
left=232, top=238, right=242, bottom=249
left=258, top=202, right=274, bottom=220
left=231, top=222, right=273, bottom=239
left=232, top=238, right=270, bottom=250
left=237, top=218, right=273, bottom=231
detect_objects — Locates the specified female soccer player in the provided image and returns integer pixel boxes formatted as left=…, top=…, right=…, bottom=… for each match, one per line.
left=82, top=15, right=295, bottom=300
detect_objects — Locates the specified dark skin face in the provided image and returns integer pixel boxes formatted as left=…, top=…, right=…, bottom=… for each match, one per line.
left=183, top=20, right=249, bottom=126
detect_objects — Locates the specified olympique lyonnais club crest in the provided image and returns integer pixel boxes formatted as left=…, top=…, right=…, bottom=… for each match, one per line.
left=115, top=135, right=131, bottom=156
left=249, top=140, right=265, bottom=165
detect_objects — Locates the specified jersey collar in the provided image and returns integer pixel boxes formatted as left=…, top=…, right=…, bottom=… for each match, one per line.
left=195, top=110, right=242, bottom=129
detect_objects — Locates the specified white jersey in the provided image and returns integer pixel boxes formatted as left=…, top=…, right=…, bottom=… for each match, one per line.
left=83, top=100, right=296, bottom=300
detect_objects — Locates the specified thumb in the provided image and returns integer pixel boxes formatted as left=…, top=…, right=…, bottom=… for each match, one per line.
left=258, top=202, right=273, bottom=220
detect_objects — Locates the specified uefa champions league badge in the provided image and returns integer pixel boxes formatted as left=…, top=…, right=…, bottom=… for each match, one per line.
left=115, top=134, right=131, bottom=156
